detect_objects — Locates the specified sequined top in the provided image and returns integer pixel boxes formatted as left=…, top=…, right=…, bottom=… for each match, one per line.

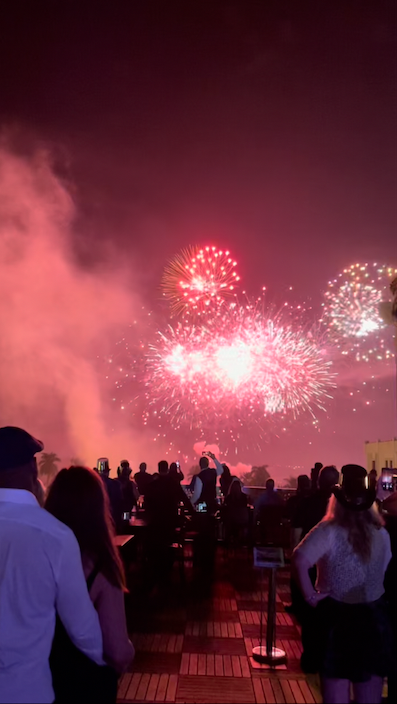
left=295, top=520, right=392, bottom=604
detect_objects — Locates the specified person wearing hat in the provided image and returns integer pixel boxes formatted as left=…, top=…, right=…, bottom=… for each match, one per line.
left=0, top=426, right=104, bottom=704
left=292, top=464, right=393, bottom=704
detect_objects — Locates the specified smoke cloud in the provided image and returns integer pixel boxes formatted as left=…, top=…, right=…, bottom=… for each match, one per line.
left=0, top=143, right=151, bottom=469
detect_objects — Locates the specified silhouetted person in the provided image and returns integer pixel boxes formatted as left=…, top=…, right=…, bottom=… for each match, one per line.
left=144, top=461, right=194, bottom=583
left=310, top=462, right=323, bottom=492
left=254, top=478, right=284, bottom=520
left=286, top=475, right=311, bottom=530
left=169, top=461, right=184, bottom=483
left=383, top=492, right=397, bottom=703
left=96, top=463, right=123, bottom=532
left=116, top=460, right=138, bottom=515
left=220, top=464, right=233, bottom=497
left=134, top=462, right=152, bottom=496
left=295, top=465, right=339, bottom=539
left=224, top=478, right=249, bottom=547
left=191, top=452, right=224, bottom=515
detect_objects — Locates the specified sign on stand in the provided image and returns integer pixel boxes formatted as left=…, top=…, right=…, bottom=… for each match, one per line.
left=253, top=547, right=284, bottom=569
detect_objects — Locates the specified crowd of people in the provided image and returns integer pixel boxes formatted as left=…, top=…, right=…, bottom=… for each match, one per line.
left=0, top=426, right=395, bottom=704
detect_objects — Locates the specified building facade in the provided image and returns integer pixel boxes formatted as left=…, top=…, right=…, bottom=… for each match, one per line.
left=364, top=438, right=397, bottom=473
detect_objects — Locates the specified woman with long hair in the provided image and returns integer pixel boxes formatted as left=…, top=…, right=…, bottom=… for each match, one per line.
left=45, top=466, right=134, bottom=702
left=292, top=464, right=392, bottom=704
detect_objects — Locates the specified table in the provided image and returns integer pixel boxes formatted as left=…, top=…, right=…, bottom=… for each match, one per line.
left=114, top=534, right=135, bottom=548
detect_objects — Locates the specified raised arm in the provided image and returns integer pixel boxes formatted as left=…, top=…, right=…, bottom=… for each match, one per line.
left=207, top=452, right=224, bottom=476
left=56, top=531, right=104, bottom=665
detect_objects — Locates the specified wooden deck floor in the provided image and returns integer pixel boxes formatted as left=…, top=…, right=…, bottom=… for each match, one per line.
left=119, top=547, right=322, bottom=704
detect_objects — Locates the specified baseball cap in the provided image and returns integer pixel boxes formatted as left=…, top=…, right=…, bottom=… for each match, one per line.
left=0, top=426, right=44, bottom=470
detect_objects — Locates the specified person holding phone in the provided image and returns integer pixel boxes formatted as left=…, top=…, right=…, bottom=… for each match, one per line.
left=169, top=461, right=184, bottom=484
left=96, top=459, right=123, bottom=531
left=191, top=451, right=223, bottom=515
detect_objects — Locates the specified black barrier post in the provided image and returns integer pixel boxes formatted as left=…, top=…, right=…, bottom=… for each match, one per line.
left=252, top=548, right=287, bottom=667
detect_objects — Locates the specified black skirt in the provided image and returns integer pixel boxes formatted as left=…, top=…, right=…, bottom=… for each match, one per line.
left=315, top=596, right=394, bottom=682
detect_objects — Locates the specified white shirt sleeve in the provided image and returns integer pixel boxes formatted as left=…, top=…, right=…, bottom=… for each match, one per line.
left=293, top=521, right=331, bottom=567
left=55, top=530, right=104, bottom=665
left=213, top=458, right=224, bottom=476
left=191, top=477, right=203, bottom=505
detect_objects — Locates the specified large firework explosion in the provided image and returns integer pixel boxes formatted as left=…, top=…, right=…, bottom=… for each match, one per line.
left=144, top=301, right=335, bottom=432
left=161, top=245, right=240, bottom=317
left=320, top=262, right=397, bottom=362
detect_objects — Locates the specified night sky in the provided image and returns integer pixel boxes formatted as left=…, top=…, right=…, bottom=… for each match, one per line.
left=0, top=2, right=395, bottom=477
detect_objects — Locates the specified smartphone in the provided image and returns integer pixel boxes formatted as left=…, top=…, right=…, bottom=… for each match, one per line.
left=97, top=457, right=109, bottom=474
left=381, top=469, right=393, bottom=492
left=122, top=512, right=130, bottom=521
left=176, top=461, right=180, bottom=469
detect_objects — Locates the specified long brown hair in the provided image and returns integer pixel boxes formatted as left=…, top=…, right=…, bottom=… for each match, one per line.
left=325, top=494, right=384, bottom=562
left=45, top=466, right=126, bottom=590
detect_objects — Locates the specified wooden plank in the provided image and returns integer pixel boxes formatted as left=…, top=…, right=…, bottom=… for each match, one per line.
left=199, top=622, right=207, bottom=637
left=221, top=622, right=229, bottom=638
left=281, top=639, right=295, bottom=659
left=232, top=654, right=242, bottom=677
left=185, top=622, right=193, bottom=635
left=126, top=673, right=142, bottom=701
left=207, top=622, right=214, bottom=637
left=215, top=653, right=224, bottom=676
left=240, top=611, right=247, bottom=624
left=155, top=673, right=169, bottom=702
left=289, top=680, right=305, bottom=703
left=223, top=654, right=233, bottom=677
left=235, top=622, right=243, bottom=638
left=245, top=611, right=253, bottom=625
left=189, top=653, right=198, bottom=676
left=206, top=653, right=215, bottom=676
left=165, top=674, right=178, bottom=702
left=297, top=680, right=316, bottom=704
left=179, top=653, right=189, bottom=675
left=118, top=673, right=132, bottom=700
left=252, top=677, right=266, bottom=704
left=159, top=635, right=169, bottom=652
left=146, top=674, right=160, bottom=701
left=244, top=637, right=252, bottom=656
left=261, top=679, right=276, bottom=704
left=271, top=679, right=286, bottom=704
left=192, top=622, right=200, bottom=637
left=280, top=680, right=295, bottom=703
left=290, top=641, right=301, bottom=659
left=240, top=655, right=251, bottom=678
left=151, top=634, right=162, bottom=653
left=231, top=599, right=238, bottom=611
left=307, top=680, right=322, bottom=704
left=198, top=653, right=206, bottom=675
left=167, top=635, right=176, bottom=653
left=136, top=673, right=151, bottom=701
left=214, top=622, right=222, bottom=637
left=228, top=622, right=235, bottom=638
left=175, top=635, right=184, bottom=653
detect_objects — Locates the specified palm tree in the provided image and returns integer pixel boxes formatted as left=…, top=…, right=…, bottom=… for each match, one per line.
left=38, top=452, right=61, bottom=487
left=241, top=465, right=270, bottom=487
left=283, top=475, right=298, bottom=489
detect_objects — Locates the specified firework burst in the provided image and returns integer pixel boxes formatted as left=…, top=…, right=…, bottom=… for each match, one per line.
left=321, top=262, right=397, bottom=362
left=145, top=302, right=335, bottom=431
left=161, top=245, right=240, bottom=317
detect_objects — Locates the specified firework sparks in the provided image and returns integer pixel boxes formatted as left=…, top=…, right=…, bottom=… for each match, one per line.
left=145, top=303, right=335, bottom=430
left=161, top=245, right=240, bottom=317
left=320, top=263, right=397, bottom=362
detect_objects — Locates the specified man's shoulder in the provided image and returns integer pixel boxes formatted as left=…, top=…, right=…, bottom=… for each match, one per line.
left=1, top=504, right=75, bottom=544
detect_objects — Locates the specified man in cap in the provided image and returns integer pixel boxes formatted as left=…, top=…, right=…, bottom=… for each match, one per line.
left=0, top=427, right=104, bottom=704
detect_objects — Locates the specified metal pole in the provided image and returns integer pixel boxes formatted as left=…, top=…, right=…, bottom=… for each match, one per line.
left=266, top=567, right=276, bottom=659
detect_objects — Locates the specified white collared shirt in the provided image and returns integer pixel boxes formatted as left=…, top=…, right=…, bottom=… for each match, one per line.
left=0, top=489, right=104, bottom=704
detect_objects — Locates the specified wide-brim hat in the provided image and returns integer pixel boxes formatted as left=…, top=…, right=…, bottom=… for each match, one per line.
left=332, top=464, right=376, bottom=512
left=0, top=426, right=44, bottom=470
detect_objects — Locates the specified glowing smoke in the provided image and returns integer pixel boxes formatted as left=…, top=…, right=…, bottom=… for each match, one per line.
left=0, top=143, right=150, bottom=468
